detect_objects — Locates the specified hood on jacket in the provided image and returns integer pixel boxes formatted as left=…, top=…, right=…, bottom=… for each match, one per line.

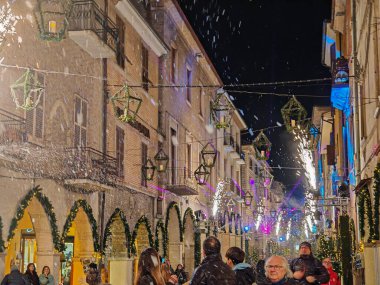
left=233, top=263, right=252, bottom=271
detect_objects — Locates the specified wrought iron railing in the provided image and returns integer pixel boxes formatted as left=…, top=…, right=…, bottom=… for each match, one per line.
left=68, top=0, right=118, bottom=53
left=64, top=147, right=122, bottom=184
left=0, top=108, right=27, bottom=144
left=166, top=167, right=198, bottom=189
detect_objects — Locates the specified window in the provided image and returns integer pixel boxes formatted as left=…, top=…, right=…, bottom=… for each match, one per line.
left=73, top=95, right=87, bottom=147
left=186, top=67, right=192, bottom=102
left=116, top=15, right=125, bottom=69
left=142, top=45, right=149, bottom=91
left=116, top=126, right=124, bottom=177
left=186, top=143, right=192, bottom=178
left=249, top=158, right=253, bottom=170
left=26, top=72, right=45, bottom=140
left=141, top=142, right=148, bottom=187
left=199, top=85, right=204, bottom=116
left=170, top=128, right=177, bottom=184
left=171, top=47, right=177, bottom=83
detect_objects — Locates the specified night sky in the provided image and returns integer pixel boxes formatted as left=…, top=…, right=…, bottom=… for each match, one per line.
left=178, top=0, right=332, bottom=206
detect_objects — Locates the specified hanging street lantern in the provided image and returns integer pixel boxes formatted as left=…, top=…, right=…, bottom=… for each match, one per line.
left=10, top=69, right=45, bottom=110
left=111, top=84, right=142, bottom=123
left=142, top=159, right=155, bottom=181
left=302, top=122, right=320, bottom=150
left=281, top=96, right=307, bottom=133
left=211, top=89, right=234, bottom=129
left=194, top=164, right=210, bottom=185
left=243, top=191, right=253, bottom=207
left=333, top=57, right=349, bottom=85
left=253, top=131, right=271, bottom=160
left=154, top=149, right=169, bottom=172
left=34, top=0, right=72, bottom=41
left=201, top=142, right=217, bottom=168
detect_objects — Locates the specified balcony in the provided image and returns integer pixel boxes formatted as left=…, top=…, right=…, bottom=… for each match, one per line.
left=0, top=108, right=27, bottom=145
left=68, top=0, right=118, bottom=58
left=223, top=132, right=235, bottom=152
left=164, top=167, right=199, bottom=196
left=64, top=147, right=122, bottom=191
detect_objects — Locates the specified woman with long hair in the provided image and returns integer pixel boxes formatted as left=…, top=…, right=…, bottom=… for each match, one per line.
left=134, top=248, right=166, bottom=285
left=39, top=266, right=54, bottom=285
left=24, top=263, right=40, bottom=285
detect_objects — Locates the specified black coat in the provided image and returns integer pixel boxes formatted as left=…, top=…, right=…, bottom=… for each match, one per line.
left=24, top=272, right=39, bottom=285
left=257, top=277, right=298, bottom=285
left=190, top=254, right=236, bottom=285
left=1, top=270, right=30, bottom=285
left=175, top=269, right=188, bottom=284
left=290, top=255, right=330, bottom=285
left=233, top=263, right=256, bottom=285
left=137, top=275, right=156, bottom=285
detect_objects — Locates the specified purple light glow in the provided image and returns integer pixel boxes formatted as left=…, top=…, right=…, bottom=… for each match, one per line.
left=260, top=222, right=272, bottom=235
left=148, top=184, right=168, bottom=194
left=232, top=178, right=245, bottom=196
left=249, top=179, right=255, bottom=185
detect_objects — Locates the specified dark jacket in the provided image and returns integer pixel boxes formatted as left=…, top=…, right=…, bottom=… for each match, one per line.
left=24, top=272, right=39, bottom=285
left=86, top=269, right=101, bottom=285
left=190, top=253, right=236, bottom=285
left=290, top=255, right=330, bottom=284
left=1, top=269, right=30, bottom=285
left=257, top=277, right=298, bottom=285
left=137, top=275, right=156, bottom=285
left=233, top=263, right=256, bottom=285
left=256, top=260, right=266, bottom=285
left=175, top=268, right=188, bottom=284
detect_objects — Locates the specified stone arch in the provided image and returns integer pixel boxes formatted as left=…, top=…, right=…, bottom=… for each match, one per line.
left=165, top=202, right=182, bottom=265
left=103, top=208, right=131, bottom=257
left=131, top=216, right=153, bottom=256
left=5, top=187, right=57, bottom=278
left=155, top=220, right=165, bottom=257
left=61, top=200, right=98, bottom=285
left=182, top=208, right=196, bottom=274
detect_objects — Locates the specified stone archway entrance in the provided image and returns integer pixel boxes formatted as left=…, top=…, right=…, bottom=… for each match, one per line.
left=183, top=210, right=195, bottom=275
left=61, top=203, right=97, bottom=285
left=166, top=203, right=182, bottom=268
left=5, top=198, right=56, bottom=279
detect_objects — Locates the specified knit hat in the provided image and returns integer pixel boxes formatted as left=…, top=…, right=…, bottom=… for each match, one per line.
left=299, top=241, right=312, bottom=250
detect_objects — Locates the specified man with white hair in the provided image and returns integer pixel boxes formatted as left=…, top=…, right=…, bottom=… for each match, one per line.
left=257, top=255, right=297, bottom=285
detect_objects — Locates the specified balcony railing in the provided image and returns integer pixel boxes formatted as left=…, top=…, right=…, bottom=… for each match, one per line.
left=165, top=167, right=199, bottom=195
left=68, top=0, right=118, bottom=57
left=64, top=147, right=122, bottom=187
left=0, top=108, right=27, bottom=144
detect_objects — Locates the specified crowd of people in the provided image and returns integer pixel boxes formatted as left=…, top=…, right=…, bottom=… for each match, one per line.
left=0, top=237, right=340, bottom=285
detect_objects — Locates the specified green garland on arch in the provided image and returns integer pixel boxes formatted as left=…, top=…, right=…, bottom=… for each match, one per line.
left=131, top=215, right=154, bottom=256
left=103, top=208, right=131, bottom=256
left=182, top=208, right=201, bottom=268
left=0, top=217, right=4, bottom=252
left=358, top=185, right=375, bottom=242
left=373, top=163, right=380, bottom=240
left=165, top=202, right=183, bottom=251
left=62, top=199, right=100, bottom=252
left=155, top=219, right=166, bottom=255
left=8, top=186, right=64, bottom=251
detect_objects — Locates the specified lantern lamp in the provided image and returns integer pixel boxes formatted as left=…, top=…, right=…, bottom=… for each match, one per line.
left=34, top=0, right=72, bottom=41
left=281, top=96, right=307, bottom=133
left=244, top=191, right=253, bottom=207
left=253, top=131, right=271, bottom=160
left=111, top=84, right=142, bottom=123
left=194, top=164, right=210, bottom=185
left=333, top=57, right=349, bottom=85
left=142, top=159, right=155, bottom=181
left=201, top=142, right=217, bottom=168
left=154, top=149, right=169, bottom=172
left=211, top=89, right=234, bottom=129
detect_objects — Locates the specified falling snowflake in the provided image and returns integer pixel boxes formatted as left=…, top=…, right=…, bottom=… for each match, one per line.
left=0, top=2, right=21, bottom=48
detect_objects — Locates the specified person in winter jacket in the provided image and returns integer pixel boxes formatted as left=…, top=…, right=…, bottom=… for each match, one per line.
left=225, top=247, right=255, bottom=285
left=24, top=263, right=40, bottom=285
left=190, top=236, right=236, bottom=285
left=256, top=258, right=267, bottom=285
left=321, top=258, right=340, bottom=285
left=175, top=264, right=188, bottom=284
left=290, top=242, right=330, bottom=285
left=38, top=266, right=54, bottom=285
left=258, top=255, right=297, bottom=285
left=1, top=265, right=29, bottom=285
left=86, top=263, right=101, bottom=285
left=134, top=247, right=166, bottom=285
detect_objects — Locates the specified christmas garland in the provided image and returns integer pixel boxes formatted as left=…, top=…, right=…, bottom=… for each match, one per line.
left=165, top=202, right=183, bottom=248
left=131, top=215, right=154, bottom=256
left=155, top=219, right=166, bottom=255
left=62, top=199, right=100, bottom=252
left=0, top=217, right=4, bottom=252
left=103, top=208, right=131, bottom=256
left=182, top=208, right=201, bottom=268
left=358, top=185, right=375, bottom=242
left=349, top=218, right=356, bottom=260
left=8, top=186, right=64, bottom=251
left=373, top=163, right=380, bottom=240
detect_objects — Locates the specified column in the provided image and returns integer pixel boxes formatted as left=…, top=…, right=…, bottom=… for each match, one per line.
left=109, top=257, right=134, bottom=285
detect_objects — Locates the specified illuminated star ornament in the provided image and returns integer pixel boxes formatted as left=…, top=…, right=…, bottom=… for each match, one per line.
left=0, top=2, right=21, bottom=48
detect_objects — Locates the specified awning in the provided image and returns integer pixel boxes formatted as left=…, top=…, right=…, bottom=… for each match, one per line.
left=353, top=178, right=372, bottom=194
